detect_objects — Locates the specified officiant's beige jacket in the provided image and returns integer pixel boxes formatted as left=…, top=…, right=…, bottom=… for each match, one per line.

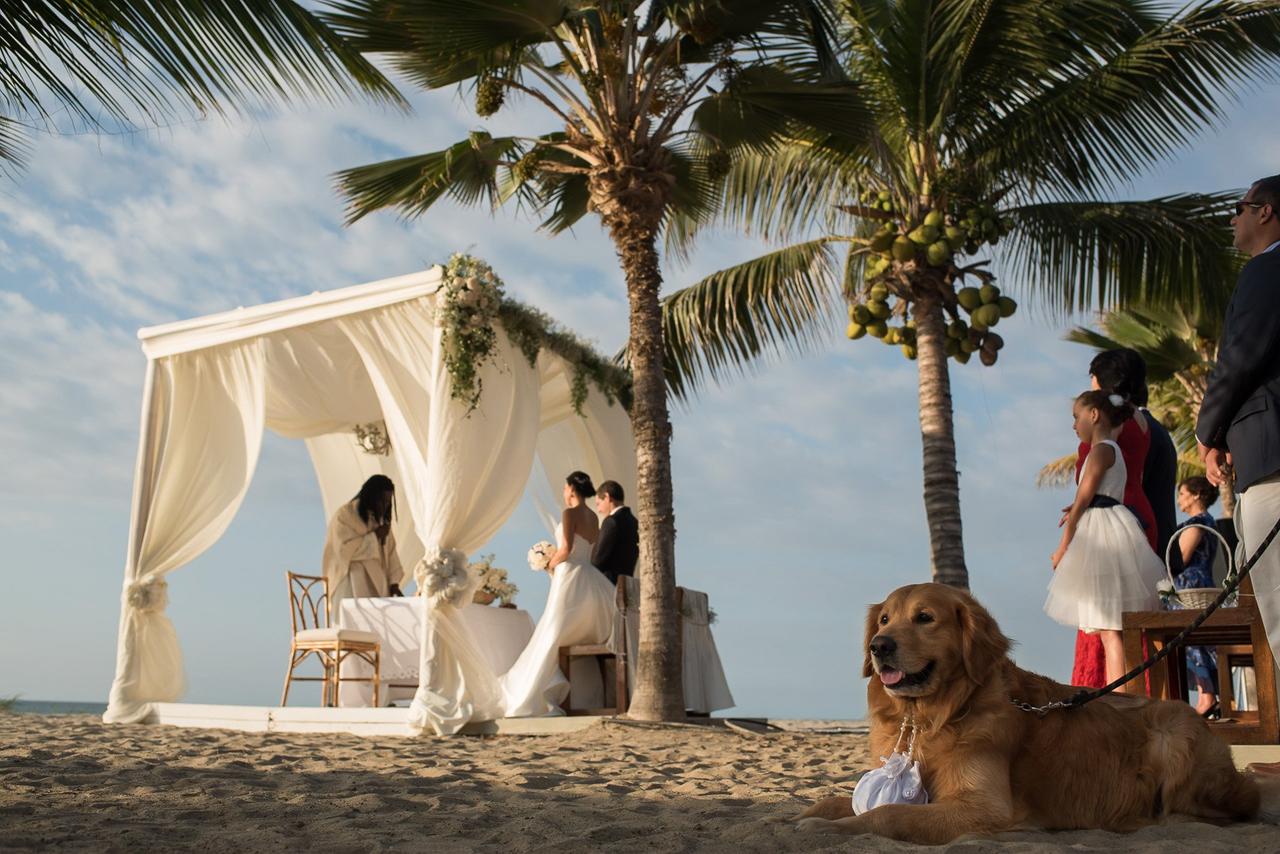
left=322, top=499, right=405, bottom=600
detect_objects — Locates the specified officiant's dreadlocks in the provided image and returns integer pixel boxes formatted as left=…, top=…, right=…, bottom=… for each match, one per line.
left=356, top=474, right=396, bottom=526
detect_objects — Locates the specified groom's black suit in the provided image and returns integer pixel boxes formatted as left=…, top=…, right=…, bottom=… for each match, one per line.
left=591, top=506, right=639, bottom=585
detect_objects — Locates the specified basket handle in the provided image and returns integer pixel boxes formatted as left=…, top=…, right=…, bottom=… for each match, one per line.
left=1163, top=522, right=1234, bottom=586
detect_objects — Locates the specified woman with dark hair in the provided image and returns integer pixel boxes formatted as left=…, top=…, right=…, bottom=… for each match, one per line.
left=322, top=475, right=404, bottom=616
left=1172, top=476, right=1222, bottom=717
left=500, top=471, right=617, bottom=717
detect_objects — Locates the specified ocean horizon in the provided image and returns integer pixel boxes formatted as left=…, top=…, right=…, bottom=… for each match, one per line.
left=9, top=700, right=107, bottom=716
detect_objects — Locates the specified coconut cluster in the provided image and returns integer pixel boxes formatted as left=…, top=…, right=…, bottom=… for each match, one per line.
left=845, top=192, right=1018, bottom=366
left=946, top=283, right=1015, bottom=366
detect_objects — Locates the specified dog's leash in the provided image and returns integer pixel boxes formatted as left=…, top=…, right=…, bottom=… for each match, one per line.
left=1010, top=512, right=1280, bottom=715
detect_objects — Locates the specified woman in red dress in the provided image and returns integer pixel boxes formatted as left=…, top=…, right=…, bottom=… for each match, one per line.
left=1070, top=353, right=1159, bottom=688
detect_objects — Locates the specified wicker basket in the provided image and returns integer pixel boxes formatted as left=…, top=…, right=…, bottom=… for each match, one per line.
left=1162, top=522, right=1234, bottom=609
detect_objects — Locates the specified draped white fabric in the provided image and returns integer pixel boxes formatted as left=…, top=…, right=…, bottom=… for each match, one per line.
left=106, top=270, right=636, bottom=735
left=105, top=341, right=268, bottom=723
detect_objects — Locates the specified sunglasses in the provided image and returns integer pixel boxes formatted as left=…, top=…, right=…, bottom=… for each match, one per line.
left=1235, top=201, right=1266, bottom=216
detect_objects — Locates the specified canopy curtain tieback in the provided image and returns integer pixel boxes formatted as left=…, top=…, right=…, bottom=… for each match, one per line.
left=416, top=547, right=479, bottom=608
left=127, top=576, right=170, bottom=613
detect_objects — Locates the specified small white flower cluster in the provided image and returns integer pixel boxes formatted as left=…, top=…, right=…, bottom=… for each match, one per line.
left=470, top=554, right=518, bottom=605
left=416, top=546, right=475, bottom=608
left=527, top=540, right=555, bottom=572
left=1156, top=577, right=1179, bottom=607
left=127, top=576, right=169, bottom=612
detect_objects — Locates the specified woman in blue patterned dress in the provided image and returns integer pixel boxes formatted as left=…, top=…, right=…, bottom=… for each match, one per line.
left=1172, top=476, right=1221, bottom=717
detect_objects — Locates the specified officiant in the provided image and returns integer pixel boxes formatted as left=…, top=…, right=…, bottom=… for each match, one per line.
left=323, top=474, right=405, bottom=616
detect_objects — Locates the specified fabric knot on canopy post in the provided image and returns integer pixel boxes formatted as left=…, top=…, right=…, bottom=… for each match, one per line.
left=104, top=262, right=636, bottom=735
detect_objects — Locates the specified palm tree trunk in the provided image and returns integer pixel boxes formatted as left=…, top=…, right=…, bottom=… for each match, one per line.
left=1219, top=480, right=1236, bottom=519
left=612, top=221, right=684, bottom=721
left=913, top=294, right=969, bottom=588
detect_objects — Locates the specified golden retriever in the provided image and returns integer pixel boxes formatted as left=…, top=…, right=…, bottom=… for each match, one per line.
left=781, top=583, right=1273, bottom=843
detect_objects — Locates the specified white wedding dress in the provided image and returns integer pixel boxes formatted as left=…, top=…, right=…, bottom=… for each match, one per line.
left=499, top=522, right=617, bottom=717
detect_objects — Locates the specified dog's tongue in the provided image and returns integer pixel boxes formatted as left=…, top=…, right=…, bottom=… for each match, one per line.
left=879, top=668, right=904, bottom=686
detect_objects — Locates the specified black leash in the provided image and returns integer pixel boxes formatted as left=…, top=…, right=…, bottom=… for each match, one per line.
left=1012, top=513, right=1280, bottom=715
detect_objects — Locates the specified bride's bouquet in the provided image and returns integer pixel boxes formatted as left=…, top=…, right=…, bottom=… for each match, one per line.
left=527, top=540, right=555, bottom=572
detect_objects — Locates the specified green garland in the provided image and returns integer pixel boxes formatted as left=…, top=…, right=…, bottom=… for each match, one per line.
left=437, top=254, right=632, bottom=415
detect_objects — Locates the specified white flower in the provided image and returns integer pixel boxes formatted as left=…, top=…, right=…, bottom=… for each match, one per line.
left=1156, top=578, right=1175, bottom=595
left=127, top=576, right=169, bottom=612
left=416, top=546, right=476, bottom=608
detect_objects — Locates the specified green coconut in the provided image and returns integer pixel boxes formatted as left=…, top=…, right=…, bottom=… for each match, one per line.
left=997, top=296, right=1017, bottom=318
left=985, top=331, right=1005, bottom=351
left=926, top=240, right=952, bottom=267
left=979, top=283, right=1000, bottom=304
left=846, top=322, right=867, bottom=340
left=884, top=327, right=901, bottom=345
left=901, top=344, right=918, bottom=360
left=945, top=338, right=960, bottom=357
left=923, top=210, right=944, bottom=228
left=866, top=320, right=888, bottom=338
left=974, top=303, right=1002, bottom=328
left=869, top=284, right=889, bottom=302
left=947, top=320, right=968, bottom=339
left=891, top=236, right=916, bottom=262
left=869, top=230, right=896, bottom=253
left=957, top=287, right=982, bottom=311
left=979, top=349, right=998, bottom=367
left=954, top=349, right=972, bottom=364
left=908, top=225, right=940, bottom=245
left=851, top=304, right=872, bottom=325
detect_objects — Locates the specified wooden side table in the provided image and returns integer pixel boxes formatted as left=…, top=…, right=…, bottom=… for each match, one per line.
left=1120, top=601, right=1279, bottom=744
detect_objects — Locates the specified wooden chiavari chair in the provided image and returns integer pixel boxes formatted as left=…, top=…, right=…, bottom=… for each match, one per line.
left=281, top=573, right=382, bottom=707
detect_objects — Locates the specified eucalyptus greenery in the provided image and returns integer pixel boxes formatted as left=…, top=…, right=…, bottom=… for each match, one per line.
left=438, top=254, right=631, bottom=415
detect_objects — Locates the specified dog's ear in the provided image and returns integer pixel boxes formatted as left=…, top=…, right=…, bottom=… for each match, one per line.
left=958, top=596, right=1011, bottom=684
left=863, top=601, right=883, bottom=677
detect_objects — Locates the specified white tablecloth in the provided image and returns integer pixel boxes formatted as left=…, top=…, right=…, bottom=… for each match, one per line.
left=336, top=598, right=535, bottom=707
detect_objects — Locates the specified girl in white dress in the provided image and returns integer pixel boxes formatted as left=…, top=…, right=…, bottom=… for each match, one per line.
left=499, top=471, right=617, bottom=717
left=1045, top=390, right=1164, bottom=684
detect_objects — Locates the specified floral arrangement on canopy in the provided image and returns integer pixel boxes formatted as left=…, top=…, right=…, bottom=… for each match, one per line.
left=470, top=554, right=517, bottom=606
left=437, top=253, right=632, bottom=415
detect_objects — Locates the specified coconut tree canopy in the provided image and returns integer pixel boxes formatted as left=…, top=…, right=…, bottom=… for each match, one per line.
left=646, top=0, right=1280, bottom=586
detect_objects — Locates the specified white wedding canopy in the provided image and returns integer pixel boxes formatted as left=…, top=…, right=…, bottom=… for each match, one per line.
left=104, top=267, right=636, bottom=735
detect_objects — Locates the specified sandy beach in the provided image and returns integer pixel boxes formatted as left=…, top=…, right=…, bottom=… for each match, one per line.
left=2, top=714, right=1279, bottom=852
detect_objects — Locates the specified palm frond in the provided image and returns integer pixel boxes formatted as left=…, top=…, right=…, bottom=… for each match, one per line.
left=965, top=0, right=1280, bottom=197
left=1036, top=452, right=1078, bottom=489
left=630, top=237, right=842, bottom=400
left=1003, top=192, right=1240, bottom=315
left=2, top=0, right=403, bottom=148
left=335, top=133, right=522, bottom=224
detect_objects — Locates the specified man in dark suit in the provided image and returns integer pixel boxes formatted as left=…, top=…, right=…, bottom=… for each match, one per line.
left=1196, top=174, right=1280, bottom=689
left=591, top=480, right=638, bottom=585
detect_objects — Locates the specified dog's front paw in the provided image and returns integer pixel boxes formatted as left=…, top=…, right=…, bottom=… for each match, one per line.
left=762, top=812, right=799, bottom=825
left=795, top=817, right=835, bottom=834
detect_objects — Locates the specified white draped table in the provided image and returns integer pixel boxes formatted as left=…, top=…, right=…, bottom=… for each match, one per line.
left=336, top=598, right=535, bottom=707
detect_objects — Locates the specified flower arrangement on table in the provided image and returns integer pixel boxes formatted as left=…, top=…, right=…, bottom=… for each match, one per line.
left=470, top=554, right=518, bottom=606
left=527, top=540, right=555, bottom=572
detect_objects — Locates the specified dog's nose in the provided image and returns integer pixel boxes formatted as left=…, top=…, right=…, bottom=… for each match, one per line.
left=869, top=635, right=896, bottom=659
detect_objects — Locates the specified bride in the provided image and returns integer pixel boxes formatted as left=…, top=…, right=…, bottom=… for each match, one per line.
left=500, top=471, right=618, bottom=717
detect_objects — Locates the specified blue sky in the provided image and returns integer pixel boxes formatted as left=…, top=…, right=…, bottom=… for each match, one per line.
left=1, top=65, right=1276, bottom=720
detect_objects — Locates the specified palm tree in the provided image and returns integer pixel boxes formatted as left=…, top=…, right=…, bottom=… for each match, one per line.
left=1037, top=304, right=1236, bottom=516
left=323, top=0, right=865, bottom=720
left=652, top=0, right=1279, bottom=588
left=1, top=2, right=404, bottom=172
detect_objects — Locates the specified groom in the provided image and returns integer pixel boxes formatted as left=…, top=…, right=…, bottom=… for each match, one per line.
left=592, top=480, right=639, bottom=585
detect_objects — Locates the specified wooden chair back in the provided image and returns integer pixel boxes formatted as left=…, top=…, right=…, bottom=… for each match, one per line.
left=287, top=572, right=329, bottom=635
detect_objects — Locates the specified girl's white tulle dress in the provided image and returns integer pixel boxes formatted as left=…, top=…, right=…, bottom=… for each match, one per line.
left=1044, top=439, right=1164, bottom=632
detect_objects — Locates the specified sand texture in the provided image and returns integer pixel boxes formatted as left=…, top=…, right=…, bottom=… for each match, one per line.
left=3, top=714, right=1280, bottom=852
